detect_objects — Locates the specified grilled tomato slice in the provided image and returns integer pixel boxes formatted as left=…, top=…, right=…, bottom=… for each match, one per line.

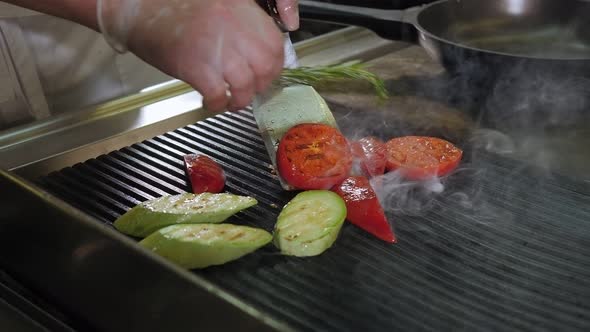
left=277, top=123, right=352, bottom=190
left=385, top=136, right=462, bottom=180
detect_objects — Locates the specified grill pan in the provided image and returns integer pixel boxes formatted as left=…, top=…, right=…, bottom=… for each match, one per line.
left=29, top=107, right=590, bottom=331
left=299, top=0, right=590, bottom=82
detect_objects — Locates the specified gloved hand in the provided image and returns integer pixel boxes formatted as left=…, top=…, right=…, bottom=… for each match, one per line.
left=97, top=0, right=286, bottom=112
left=277, top=0, right=300, bottom=31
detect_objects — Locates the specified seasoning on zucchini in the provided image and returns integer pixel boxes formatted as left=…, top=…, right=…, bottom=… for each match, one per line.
left=114, top=192, right=257, bottom=237
left=273, top=190, right=346, bottom=257
left=140, top=224, right=272, bottom=269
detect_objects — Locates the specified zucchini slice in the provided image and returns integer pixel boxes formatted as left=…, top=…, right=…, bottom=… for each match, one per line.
left=140, top=224, right=272, bottom=269
left=273, top=190, right=346, bottom=257
left=114, top=193, right=257, bottom=237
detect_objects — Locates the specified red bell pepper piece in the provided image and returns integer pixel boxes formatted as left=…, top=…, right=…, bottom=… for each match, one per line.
left=332, top=176, right=396, bottom=243
left=183, top=153, right=226, bottom=194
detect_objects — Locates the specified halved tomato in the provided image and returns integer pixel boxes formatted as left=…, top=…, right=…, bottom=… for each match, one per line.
left=351, top=136, right=387, bottom=178
left=385, top=136, right=462, bottom=180
left=332, top=176, right=396, bottom=243
left=184, top=153, right=226, bottom=193
left=277, top=123, right=353, bottom=190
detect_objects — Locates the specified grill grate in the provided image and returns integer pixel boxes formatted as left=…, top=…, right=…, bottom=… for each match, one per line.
left=37, top=109, right=590, bottom=331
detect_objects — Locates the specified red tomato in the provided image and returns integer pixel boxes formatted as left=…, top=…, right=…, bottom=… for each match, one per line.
left=183, top=154, right=225, bottom=193
left=385, top=136, right=462, bottom=180
left=351, top=136, right=387, bottom=178
left=332, top=176, right=396, bottom=243
left=277, top=123, right=353, bottom=190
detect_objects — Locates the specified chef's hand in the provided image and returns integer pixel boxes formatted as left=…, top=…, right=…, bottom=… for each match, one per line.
left=99, top=0, right=288, bottom=112
left=277, top=0, right=300, bottom=31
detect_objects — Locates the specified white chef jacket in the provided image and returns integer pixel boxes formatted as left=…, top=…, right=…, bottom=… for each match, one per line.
left=0, top=3, right=173, bottom=130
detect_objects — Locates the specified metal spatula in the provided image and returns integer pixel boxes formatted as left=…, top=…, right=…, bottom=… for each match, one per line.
left=252, top=0, right=340, bottom=190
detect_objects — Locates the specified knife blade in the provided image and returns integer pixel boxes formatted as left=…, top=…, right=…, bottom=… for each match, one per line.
left=255, top=0, right=298, bottom=67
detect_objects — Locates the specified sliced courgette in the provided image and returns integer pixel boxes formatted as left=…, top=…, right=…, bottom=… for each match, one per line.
left=273, top=190, right=346, bottom=257
left=139, top=224, right=272, bottom=269
left=114, top=193, right=257, bottom=237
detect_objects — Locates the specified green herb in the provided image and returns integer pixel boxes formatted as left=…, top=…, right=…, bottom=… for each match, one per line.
left=280, top=60, right=389, bottom=100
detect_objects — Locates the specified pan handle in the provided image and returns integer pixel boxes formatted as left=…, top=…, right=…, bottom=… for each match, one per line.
left=298, top=0, right=418, bottom=42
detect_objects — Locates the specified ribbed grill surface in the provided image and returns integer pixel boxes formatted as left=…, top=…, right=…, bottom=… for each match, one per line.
left=37, top=110, right=590, bottom=331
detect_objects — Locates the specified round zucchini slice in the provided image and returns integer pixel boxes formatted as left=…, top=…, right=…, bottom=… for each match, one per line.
left=273, top=190, right=346, bottom=257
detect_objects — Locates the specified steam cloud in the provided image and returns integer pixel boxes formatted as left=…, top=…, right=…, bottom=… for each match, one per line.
left=329, top=51, right=590, bottom=224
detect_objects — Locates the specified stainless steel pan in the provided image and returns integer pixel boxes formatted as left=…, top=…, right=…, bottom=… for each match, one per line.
left=299, top=0, right=590, bottom=79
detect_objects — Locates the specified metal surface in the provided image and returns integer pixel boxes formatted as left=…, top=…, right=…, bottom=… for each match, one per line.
left=3, top=9, right=589, bottom=330
left=299, top=0, right=590, bottom=78
left=24, top=107, right=590, bottom=331
left=0, top=170, right=288, bottom=332
left=252, top=85, right=338, bottom=190
left=2, top=26, right=400, bottom=179
left=0, top=270, right=80, bottom=332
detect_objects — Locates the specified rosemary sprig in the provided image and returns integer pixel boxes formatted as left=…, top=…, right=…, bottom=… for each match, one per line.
left=279, top=60, right=389, bottom=100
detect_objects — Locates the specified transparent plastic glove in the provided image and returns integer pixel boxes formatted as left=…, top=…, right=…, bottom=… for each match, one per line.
left=97, top=0, right=285, bottom=112
left=276, top=0, right=300, bottom=31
